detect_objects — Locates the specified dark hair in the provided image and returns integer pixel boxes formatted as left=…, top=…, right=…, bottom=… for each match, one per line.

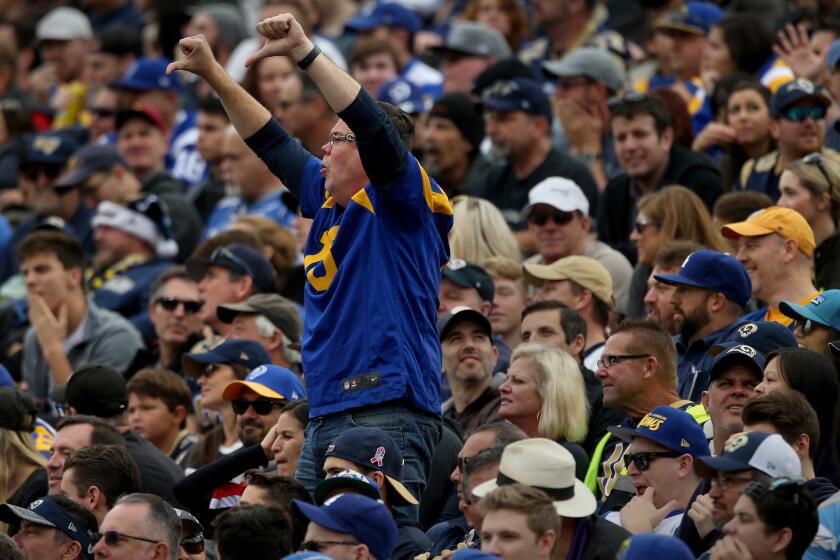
left=465, top=420, right=527, bottom=447
left=51, top=494, right=99, bottom=534
left=127, top=368, right=193, bottom=427
left=712, top=190, right=774, bottom=224
left=721, top=79, right=774, bottom=186
left=281, top=400, right=309, bottom=430
left=191, top=229, right=262, bottom=259
left=114, top=493, right=181, bottom=554
left=710, top=72, right=754, bottom=119
left=743, top=480, right=818, bottom=560
left=149, top=265, right=192, bottom=303
left=653, top=240, right=704, bottom=270
left=213, top=506, right=293, bottom=560
left=610, top=318, right=678, bottom=387
left=349, top=38, right=400, bottom=75
left=650, top=88, right=693, bottom=148
left=463, top=445, right=503, bottom=481
left=376, top=100, right=415, bottom=149
left=609, top=94, right=672, bottom=136
left=243, top=472, right=312, bottom=549
left=64, top=444, right=141, bottom=508
left=55, top=415, right=123, bottom=446
left=198, top=94, right=228, bottom=117
left=715, top=15, right=774, bottom=75
left=520, top=300, right=588, bottom=360
left=742, top=391, right=820, bottom=460
left=17, top=230, right=85, bottom=271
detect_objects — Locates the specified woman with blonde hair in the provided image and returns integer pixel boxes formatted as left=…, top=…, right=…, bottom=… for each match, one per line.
left=449, top=196, right=521, bottom=264
left=778, top=153, right=840, bottom=289
left=0, top=389, right=47, bottom=514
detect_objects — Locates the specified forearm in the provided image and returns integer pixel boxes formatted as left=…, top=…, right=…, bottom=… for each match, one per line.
left=42, top=342, right=72, bottom=386
left=203, top=63, right=273, bottom=139
left=298, top=42, right=361, bottom=114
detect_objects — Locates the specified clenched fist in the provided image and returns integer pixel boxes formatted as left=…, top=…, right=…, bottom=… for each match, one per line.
left=166, top=35, right=219, bottom=79
left=246, top=14, right=314, bottom=68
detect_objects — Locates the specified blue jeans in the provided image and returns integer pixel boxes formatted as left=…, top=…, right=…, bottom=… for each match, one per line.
left=295, top=402, right=442, bottom=507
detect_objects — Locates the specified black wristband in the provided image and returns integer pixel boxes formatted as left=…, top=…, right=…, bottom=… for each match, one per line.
left=296, top=44, right=321, bottom=70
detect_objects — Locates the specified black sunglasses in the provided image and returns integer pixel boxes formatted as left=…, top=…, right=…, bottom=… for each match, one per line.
left=793, top=317, right=819, bottom=336
left=93, top=530, right=160, bottom=547
left=21, top=163, right=63, bottom=182
left=181, top=534, right=204, bottom=555
left=155, top=296, right=202, bottom=314
left=634, top=217, right=660, bottom=234
left=623, top=450, right=682, bottom=471
left=528, top=209, right=577, bottom=226
left=232, top=398, right=285, bottom=415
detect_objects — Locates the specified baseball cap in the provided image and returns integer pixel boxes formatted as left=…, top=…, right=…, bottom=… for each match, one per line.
left=115, top=105, right=166, bottom=132
left=111, top=57, right=183, bottom=92
left=523, top=256, right=614, bottom=306
left=451, top=551, right=500, bottom=559
left=471, top=58, right=537, bottom=97
left=694, top=432, right=801, bottom=479
left=56, top=144, right=128, bottom=189
left=609, top=406, right=708, bottom=458
left=377, top=77, right=432, bottom=115
left=779, top=290, right=840, bottom=331
left=0, top=388, right=37, bottom=431
left=182, top=339, right=272, bottom=379
left=174, top=507, right=203, bottom=534
left=713, top=320, right=798, bottom=355
left=92, top=195, right=178, bottom=258
left=294, top=494, right=398, bottom=560
left=523, top=176, right=590, bottom=216
left=481, top=78, right=553, bottom=123
left=543, top=47, right=624, bottom=93
left=829, top=40, right=840, bottom=71
left=345, top=2, right=421, bottom=34
left=428, top=92, right=485, bottom=151
left=473, top=438, right=596, bottom=518
left=314, top=469, right=381, bottom=505
left=655, top=2, right=725, bottom=36
left=217, top=294, right=302, bottom=346
left=721, top=206, right=816, bottom=257
left=186, top=244, right=277, bottom=293
left=0, top=497, right=94, bottom=559
left=616, top=534, right=694, bottom=560
left=21, top=133, right=78, bottom=166
left=708, top=342, right=766, bottom=382
left=36, top=7, right=93, bottom=42
left=283, top=553, right=334, bottom=560
left=653, top=250, right=752, bottom=308
left=64, top=364, right=127, bottom=417
left=769, top=78, right=831, bottom=118
left=437, top=306, right=492, bottom=340
left=442, top=259, right=494, bottom=302
left=325, top=427, right=417, bottom=506
left=430, top=21, right=512, bottom=61
left=221, top=364, right=305, bottom=401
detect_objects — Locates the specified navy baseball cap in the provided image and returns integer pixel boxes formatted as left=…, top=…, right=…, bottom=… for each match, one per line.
left=314, top=468, right=381, bottom=505
left=437, top=306, right=492, bottom=341
left=222, top=364, right=305, bottom=401
left=0, top=497, right=94, bottom=559
left=694, top=432, right=801, bottom=480
left=780, top=290, right=840, bottom=331
left=377, top=77, right=432, bottom=115
left=609, top=406, right=708, bottom=458
left=616, top=534, right=694, bottom=560
left=325, top=427, right=417, bottom=506
left=186, top=244, right=277, bottom=293
left=714, top=320, right=797, bottom=355
left=708, top=342, right=766, bottom=382
left=345, top=2, right=421, bottom=34
left=442, top=259, right=494, bottom=302
left=21, top=133, right=78, bottom=166
left=481, top=78, right=553, bottom=123
left=770, top=78, right=831, bottom=118
left=56, top=144, right=128, bottom=189
left=293, top=494, right=398, bottom=560
left=654, top=250, right=752, bottom=308
left=451, top=550, right=500, bottom=559
left=655, top=2, right=725, bottom=36
left=111, top=57, right=183, bottom=92
left=182, top=339, right=272, bottom=379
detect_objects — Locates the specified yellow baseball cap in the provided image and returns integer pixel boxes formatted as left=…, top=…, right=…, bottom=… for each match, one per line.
left=523, top=256, right=614, bottom=306
left=721, top=206, right=816, bottom=257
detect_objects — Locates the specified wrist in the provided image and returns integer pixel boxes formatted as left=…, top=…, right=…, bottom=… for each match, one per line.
left=291, top=39, right=316, bottom=64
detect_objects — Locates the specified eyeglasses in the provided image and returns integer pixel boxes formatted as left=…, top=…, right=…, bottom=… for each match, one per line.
left=793, top=317, right=819, bottom=336
left=210, top=246, right=254, bottom=279
left=634, top=216, right=660, bottom=234
left=181, top=534, right=204, bottom=555
left=710, top=474, right=755, bottom=490
left=527, top=208, right=578, bottom=226
left=92, top=530, right=161, bottom=547
left=803, top=152, right=834, bottom=189
left=596, top=354, right=650, bottom=370
left=328, top=132, right=355, bottom=146
left=155, top=296, right=203, bottom=314
left=232, top=398, right=286, bottom=416
left=90, top=107, right=116, bottom=118
left=623, top=450, right=682, bottom=471
left=556, top=76, right=595, bottom=90
left=21, top=163, right=63, bottom=182
left=782, top=105, right=827, bottom=122
left=300, top=540, right=359, bottom=552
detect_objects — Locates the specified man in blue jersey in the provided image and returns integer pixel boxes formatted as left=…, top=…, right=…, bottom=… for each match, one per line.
left=166, top=13, right=452, bottom=501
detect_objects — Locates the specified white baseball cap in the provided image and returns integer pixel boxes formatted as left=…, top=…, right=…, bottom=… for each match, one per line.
left=36, top=7, right=93, bottom=42
left=523, top=177, right=589, bottom=216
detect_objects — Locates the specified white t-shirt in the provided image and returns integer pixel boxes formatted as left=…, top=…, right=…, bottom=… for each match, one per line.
left=604, top=509, right=685, bottom=536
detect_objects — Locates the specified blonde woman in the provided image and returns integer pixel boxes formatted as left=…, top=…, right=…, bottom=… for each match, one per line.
left=449, top=196, right=521, bottom=264
left=0, top=389, right=47, bottom=515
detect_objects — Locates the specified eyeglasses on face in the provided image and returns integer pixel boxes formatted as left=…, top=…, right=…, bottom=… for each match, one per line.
left=328, top=132, right=356, bottom=146
left=634, top=216, right=660, bottom=234
left=527, top=208, right=578, bottom=226
left=155, top=296, right=202, bottom=314
left=710, top=474, right=754, bottom=490
left=623, top=450, right=682, bottom=471
left=782, top=105, right=826, bottom=123
left=793, top=317, right=819, bottom=336
left=231, top=398, right=286, bottom=416
left=300, top=540, right=359, bottom=552
left=21, top=163, right=63, bottom=182
left=596, top=354, right=650, bottom=370
left=93, top=530, right=161, bottom=547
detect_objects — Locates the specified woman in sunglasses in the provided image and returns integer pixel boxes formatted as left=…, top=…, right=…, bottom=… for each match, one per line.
left=777, top=153, right=840, bottom=290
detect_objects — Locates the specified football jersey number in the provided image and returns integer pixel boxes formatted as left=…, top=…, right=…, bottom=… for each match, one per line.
left=303, top=226, right=340, bottom=292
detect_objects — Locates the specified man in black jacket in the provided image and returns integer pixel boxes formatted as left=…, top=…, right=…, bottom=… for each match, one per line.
left=598, top=94, right=724, bottom=263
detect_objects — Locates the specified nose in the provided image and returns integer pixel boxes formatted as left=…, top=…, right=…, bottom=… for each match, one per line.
left=450, top=465, right=461, bottom=484
left=629, top=228, right=640, bottom=242
left=47, top=452, right=61, bottom=471
left=482, top=538, right=501, bottom=555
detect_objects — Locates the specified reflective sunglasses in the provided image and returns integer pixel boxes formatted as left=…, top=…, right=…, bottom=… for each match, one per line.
left=623, top=450, right=682, bottom=471
left=155, top=296, right=202, bottom=314
left=21, top=163, right=63, bottom=182
left=92, top=530, right=160, bottom=547
left=181, top=534, right=204, bottom=555
left=527, top=208, right=577, bottom=226
left=634, top=216, right=660, bottom=234
left=793, top=317, right=818, bottom=336
left=231, top=398, right=285, bottom=416
left=802, top=152, right=834, bottom=189
left=300, top=540, right=359, bottom=552
left=782, top=105, right=826, bottom=122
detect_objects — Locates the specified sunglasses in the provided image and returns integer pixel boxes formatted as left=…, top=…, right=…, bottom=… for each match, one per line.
left=623, top=450, right=682, bottom=471
left=803, top=152, right=834, bottom=189
left=793, top=317, right=820, bottom=336
left=782, top=105, right=826, bottom=122
left=634, top=217, right=660, bottom=234
left=90, top=107, right=117, bottom=118
left=155, top=296, right=202, bottom=314
left=181, top=534, right=204, bottom=555
left=527, top=209, right=577, bottom=226
left=711, top=474, right=754, bottom=490
left=232, top=398, right=285, bottom=415
left=93, top=530, right=160, bottom=547
left=21, top=163, right=63, bottom=182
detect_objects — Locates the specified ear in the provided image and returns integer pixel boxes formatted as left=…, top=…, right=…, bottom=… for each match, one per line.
left=88, top=485, right=103, bottom=509
left=235, top=275, right=254, bottom=299
left=353, top=543, right=371, bottom=560
left=769, top=118, right=781, bottom=140
left=572, top=333, right=586, bottom=356
left=67, top=266, right=84, bottom=289
left=660, top=126, right=674, bottom=152
left=580, top=215, right=591, bottom=233
left=491, top=344, right=499, bottom=363
left=173, top=404, right=189, bottom=427
left=574, top=289, right=592, bottom=312
left=62, top=540, right=82, bottom=559
left=783, top=238, right=799, bottom=262
left=816, top=191, right=832, bottom=212
left=708, top=292, right=726, bottom=313
left=770, top=526, right=793, bottom=554
left=643, top=356, right=659, bottom=379
left=679, top=454, right=694, bottom=476
left=538, top=529, right=557, bottom=557
left=368, top=470, right=386, bottom=489
left=153, top=542, right=169, bottom=560
left=794, top=432, right=810, bottom=460
left=266, top=328, right=284, bottom=352
left=480, top=300, right=493, bottom=316
left=700, top=390, right=710, bottom=409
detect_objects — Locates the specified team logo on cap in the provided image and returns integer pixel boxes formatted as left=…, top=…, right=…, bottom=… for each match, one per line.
left=681, top=438, right=690, bottom=448
left=249, top=366, right=267, bottom=379
left=370, top=446, right=386, bottom=467
left=681, top=253, right=693, bottom=268
left=239, top=353, right=249, bottom=360
left=33, top=136, right=61, bottom=155
left=724, top=433, right=749, bottom=453
left=727, top=344, right=756, bottom=357
left=792, top=78, right=815, bottom=93
left=810, top=295, right=826, bottom=306
left=637, top=412, right=666, bottom=431
left=447, top=259, right=466, bottom=270
left=737, top=323, right=758, bottom=338
left=29, top=499, right=43, bottom=508
left=68, top=522, right=76, bottom=531
left=326, top=444, right=335, bottom=454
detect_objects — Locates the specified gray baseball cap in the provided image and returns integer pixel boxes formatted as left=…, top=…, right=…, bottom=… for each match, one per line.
left=543, top=47, right=624, bottom=93
left=430, top=21, right=511, bottom=61
left=217, top=293, right=302, bottom=345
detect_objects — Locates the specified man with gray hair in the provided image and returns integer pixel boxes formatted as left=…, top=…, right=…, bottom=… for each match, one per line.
left=92, top=493, right=181, bottom=560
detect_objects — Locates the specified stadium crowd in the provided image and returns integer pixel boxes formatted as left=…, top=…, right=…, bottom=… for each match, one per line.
left=4, top=0, right=840, bottom=559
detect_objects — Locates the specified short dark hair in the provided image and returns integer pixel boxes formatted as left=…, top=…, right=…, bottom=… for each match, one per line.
left=712, top=191, right=773, bottom=225
left=64, top=444, right=141, bottom=508
left=521, top=300, right=589, bottom=359
left=744, top=479, right=818, bottom=560
left=114, top=493, right=180, bottom=554
left=610, top=318, right=677, bottom=387
left=715, top=15, right=774, bottom=75
left=17, top=230, right=85, bottom=271
left=349, top=38, right=400, bottom=75
left=609, top=94, right=672, bottom=136
left=280, top=400, right=309, bottom=431
left=654, top=240, right=704, bottom=270
left=127, top=368, right=193, bottom=428
left=198, top=94, right=227, bottom=117
left=149, top=265, right=192, bottom=303
left=465, top=420, right=527, bottom=447
left=742, top=391, right=820, bottom=460
left=377, top=100, right=415, bottom=149
left=55, top=415, right=123, bottom=446
left=213, top=506, right=294, bottom=560
left=243, top=472, right=312, bottom=550
left=51, top=494, right=99, bottom=534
